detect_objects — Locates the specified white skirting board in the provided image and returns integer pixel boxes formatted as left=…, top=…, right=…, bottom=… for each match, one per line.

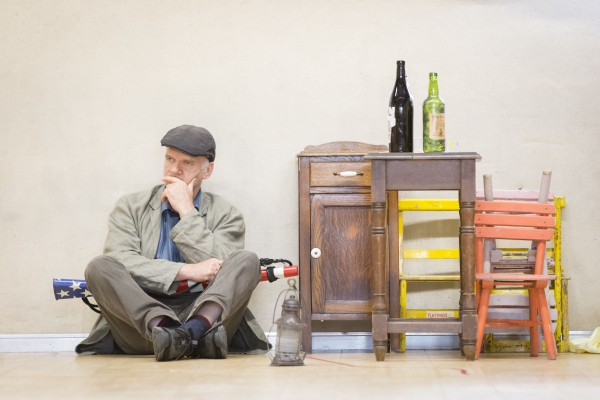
left=0, top=334, right=89, bottom=353
left=0, top=332, right=593, bottom=353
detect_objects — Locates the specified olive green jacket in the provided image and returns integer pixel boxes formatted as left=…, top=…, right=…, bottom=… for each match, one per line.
left=76, top=185, right=269, bottom=355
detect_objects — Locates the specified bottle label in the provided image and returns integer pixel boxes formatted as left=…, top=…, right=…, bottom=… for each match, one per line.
left=388, top=107, right=396, bottom=141
left=429, top=113, right=445, bottom=140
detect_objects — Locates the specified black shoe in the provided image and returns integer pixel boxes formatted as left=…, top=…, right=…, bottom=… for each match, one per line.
left=192, top=325, right=228, bottom=359
left=152, top=326, right=194, bottom=362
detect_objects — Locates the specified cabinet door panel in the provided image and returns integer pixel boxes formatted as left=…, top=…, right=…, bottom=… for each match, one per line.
left=311, top=194, right=373, bottom=314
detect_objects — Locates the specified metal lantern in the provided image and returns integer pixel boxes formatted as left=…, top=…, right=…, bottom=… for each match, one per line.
left=270, top=279, right=306, bottom=366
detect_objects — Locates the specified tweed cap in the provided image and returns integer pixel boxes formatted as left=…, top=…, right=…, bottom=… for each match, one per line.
left=161, top=125, right=216, bottom=161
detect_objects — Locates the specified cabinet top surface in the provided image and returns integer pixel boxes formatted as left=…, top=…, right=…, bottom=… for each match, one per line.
left=298, top=141, right=388, bottom=157
left=364, top=152, right=482, bottom=161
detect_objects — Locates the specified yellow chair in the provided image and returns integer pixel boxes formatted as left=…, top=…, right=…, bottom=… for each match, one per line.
left=397, top=195, right=567, bottom=352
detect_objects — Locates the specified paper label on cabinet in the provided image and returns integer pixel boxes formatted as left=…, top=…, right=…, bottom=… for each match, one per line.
left=429, top=113, right=445, bottom=140
left=388, top=107, right=396, bottom=141
left=426, top=311, right=455, bottom=318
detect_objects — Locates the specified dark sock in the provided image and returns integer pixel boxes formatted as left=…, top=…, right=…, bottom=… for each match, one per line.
left=156, top=317, right=180, bottom=329
left=181, top=315, right=211, bottom=341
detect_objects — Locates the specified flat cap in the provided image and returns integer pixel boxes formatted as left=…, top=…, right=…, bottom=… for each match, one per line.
left=161, top=125, right=216, bottom=161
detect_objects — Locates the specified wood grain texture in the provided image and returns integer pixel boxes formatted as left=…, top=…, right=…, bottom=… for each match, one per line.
left=310, top=162, right=372, bottom=187
left=388, top=190, right=400, bottom=353
left=476, top=201, right=556, bottom=214
left=476, top=273, right=557, bottom=281
left=385, top=160, right=461, bottom=191
left=369, top=154, right=481, bottom=361
left=460, top=159, right=476, bottom=201
left=475, top=189, right=554, bottom=202
left=475, top=214, right=556, bottom=228
left=4, top=352, right=598, bottom=398
left=310, top=187, right=371, bottom=194
left=298, top=156, right=313, bottom=352
left=311, top=313, right=372, bottom=320
left=324, top=300, right=373, bottom=313
left=310, top=194, right=326, bottom=313
left=299, top=143, right=393, bottom=353
left=299, top=141, right=388, bottom=156
left=307, top=156, right=365, bottom=163
left=311, top=194, right=374, bottom=313
left=387, top=320, right=463, bottom=333
left=364, top=152, right=481, bottom=161
left=476, top=227, right=554, bottom=241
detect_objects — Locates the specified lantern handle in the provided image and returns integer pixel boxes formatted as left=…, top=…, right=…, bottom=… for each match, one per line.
left=270, top=279, right=301, bottom=325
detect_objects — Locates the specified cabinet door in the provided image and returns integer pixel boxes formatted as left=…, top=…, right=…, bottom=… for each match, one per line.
left=311, top=194, right=373, bottom=315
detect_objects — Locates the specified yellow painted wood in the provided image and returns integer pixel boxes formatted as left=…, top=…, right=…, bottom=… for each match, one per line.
left=398, top=199, right=460, bottom=211
left=553, top=196, right=566, bottom=351
left=484, top=336, right=550, bottom=353
left=400, top=275, right=460, bottom=282
left=397, top=196, right=567, bottom=353
left=405, top=309, right=459, bottom=318
left=398, top=210, right=406, bottom=352
left=403, top=249, right=460, bottom=259
left=399, top=280, right=407, bottom=352
left=491, top=289, right=529, bottom=295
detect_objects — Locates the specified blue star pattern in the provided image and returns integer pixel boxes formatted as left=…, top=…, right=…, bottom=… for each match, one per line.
left=53, top=279, right=93, bottom=300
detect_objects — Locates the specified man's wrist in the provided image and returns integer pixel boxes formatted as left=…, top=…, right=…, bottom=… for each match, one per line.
left=175, top=264, right=192, bottom=281
left=176, top=204, right=195, bottom=218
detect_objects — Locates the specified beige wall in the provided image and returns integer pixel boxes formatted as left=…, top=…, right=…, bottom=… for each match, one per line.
left=1, top=0, right=599, bottom=335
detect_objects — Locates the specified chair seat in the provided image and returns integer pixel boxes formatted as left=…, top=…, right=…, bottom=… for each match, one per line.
left=476, top=273, right=556, bottom=281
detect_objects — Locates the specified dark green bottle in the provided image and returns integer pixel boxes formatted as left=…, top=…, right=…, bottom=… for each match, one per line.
left=389, top=61, right=414, bottom=153
left=422, top=72, right=445, bottom=152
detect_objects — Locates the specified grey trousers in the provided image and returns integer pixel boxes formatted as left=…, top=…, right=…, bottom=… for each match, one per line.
left=84, top=250, right=261, bottom=355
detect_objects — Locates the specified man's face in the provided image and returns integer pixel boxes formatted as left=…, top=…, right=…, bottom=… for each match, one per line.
left=163, top=147, right=214, bottom=194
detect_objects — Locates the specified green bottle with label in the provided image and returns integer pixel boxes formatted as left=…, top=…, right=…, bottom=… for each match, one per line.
left=423, top=72, right=445, bottom=152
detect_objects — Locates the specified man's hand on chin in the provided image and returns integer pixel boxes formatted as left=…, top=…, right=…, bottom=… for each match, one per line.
left=161, top=176, right=196, bottom=217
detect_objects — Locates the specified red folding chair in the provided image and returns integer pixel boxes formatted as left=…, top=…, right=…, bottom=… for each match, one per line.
left=474, top=200, right=557, bottom=360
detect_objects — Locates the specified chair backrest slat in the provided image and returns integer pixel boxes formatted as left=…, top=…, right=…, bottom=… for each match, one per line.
left=475, top=189, right=554, bottom=202
left=475, top=201, right=556, bottom=215
left=476, top=226, right=554, bottom=241
left=475, top=214, right=556, bottom=229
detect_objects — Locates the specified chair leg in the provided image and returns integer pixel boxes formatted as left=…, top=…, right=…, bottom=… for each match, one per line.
left=529, top=289, right=539, bottom=357
left=476, top=280, right=482, bottom=311
left=475, top=288, right=491, bottom=359
left=537, top=288, right=557, bottom=360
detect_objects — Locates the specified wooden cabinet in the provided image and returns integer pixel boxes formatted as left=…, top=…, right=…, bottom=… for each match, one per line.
left=310, top=193, right=373, bottom=315
left=298, top=142, right=396, bottom=352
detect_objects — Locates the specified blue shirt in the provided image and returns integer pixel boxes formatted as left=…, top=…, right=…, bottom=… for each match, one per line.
left=155, top=189, right=202, bottom=262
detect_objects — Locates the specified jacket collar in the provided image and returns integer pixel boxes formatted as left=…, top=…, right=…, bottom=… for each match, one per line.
left=149, top=185, right=164, bottom=211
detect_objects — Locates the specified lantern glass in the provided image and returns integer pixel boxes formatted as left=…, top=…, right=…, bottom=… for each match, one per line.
left=277, top=321, right=302, bottom=354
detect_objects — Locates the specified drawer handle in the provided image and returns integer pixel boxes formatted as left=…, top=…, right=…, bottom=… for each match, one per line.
left=333, top=171, right=364, bottom=177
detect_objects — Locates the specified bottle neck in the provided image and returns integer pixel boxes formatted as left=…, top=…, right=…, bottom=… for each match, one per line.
left=428, top=75, right=439, bottom=96
left=396, top=62, right=406, bottom=84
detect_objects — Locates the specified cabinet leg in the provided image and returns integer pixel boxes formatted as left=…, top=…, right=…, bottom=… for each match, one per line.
left=463, top=344, right=477, bottom=361
left=390, top=334, right=400, bottom=353
left=374, top=343, right=387, bottom=361
left=459, top=199, right=477, bottom=362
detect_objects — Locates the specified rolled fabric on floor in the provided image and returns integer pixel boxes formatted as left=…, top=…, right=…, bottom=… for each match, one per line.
left=261, top=265, right=299, bottom=282
left=54, top=265, right=299, bottom=300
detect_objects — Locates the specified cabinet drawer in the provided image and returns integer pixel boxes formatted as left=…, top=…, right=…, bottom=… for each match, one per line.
left=310, top=162, right=371, bottom=187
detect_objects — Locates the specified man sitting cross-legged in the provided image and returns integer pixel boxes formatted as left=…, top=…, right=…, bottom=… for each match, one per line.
left=76, top=125, right=269, bottom=361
